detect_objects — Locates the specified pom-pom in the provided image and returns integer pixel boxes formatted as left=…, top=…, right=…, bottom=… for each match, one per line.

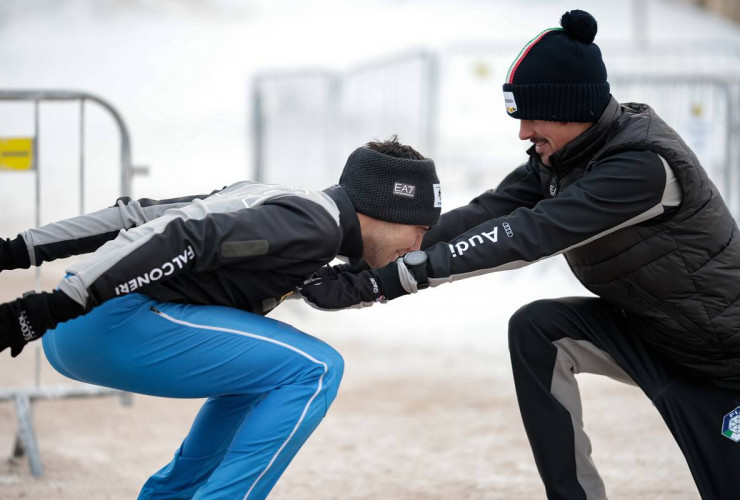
left=560, top=10, right=597, bottom=44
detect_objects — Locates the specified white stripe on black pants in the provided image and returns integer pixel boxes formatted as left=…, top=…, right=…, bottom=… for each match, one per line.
left=508, top=297, right=740, bottom=500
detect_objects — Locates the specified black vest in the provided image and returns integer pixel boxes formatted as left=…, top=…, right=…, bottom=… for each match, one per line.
left=540, top=98, right=740, bottom=378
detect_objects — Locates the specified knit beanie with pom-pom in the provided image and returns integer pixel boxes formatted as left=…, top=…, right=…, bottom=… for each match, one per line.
left=502, top=9, right=610, bottom=122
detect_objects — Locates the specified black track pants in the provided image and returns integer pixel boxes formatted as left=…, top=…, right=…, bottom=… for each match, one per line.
left=508, top=297, right=740, bottom=500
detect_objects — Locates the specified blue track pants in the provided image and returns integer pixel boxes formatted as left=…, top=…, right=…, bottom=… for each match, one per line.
left=42, top=293, right=344, bottom=499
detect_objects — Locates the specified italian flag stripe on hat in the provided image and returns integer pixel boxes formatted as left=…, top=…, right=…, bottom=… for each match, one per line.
left=505, top=27, right=562, bottom=84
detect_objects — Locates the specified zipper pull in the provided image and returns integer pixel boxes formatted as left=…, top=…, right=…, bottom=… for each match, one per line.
left=150, top=306, right=161, bottom=314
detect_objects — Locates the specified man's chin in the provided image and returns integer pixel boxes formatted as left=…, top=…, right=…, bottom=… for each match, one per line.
left=363, top=257, right=381, bottom=269
left=534, top=145, right=552, bottom=165
left=369, top=257, right=395, bottom=269
left=537, top=150, right=552, bottom=166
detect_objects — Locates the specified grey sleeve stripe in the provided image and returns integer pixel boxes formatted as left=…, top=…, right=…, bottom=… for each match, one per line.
left=659, top=155, right=682, bottom=207
left=21, top=232, right=37, bottom=266
left=60, top=199, right=219, bottom=306
left=430, top=202, right=666, bottom=287
left=22, top=205, right=129, bottom=266
left=21, top=199, right=193, bottom=266
left=59, top=217, right=172, bottom=306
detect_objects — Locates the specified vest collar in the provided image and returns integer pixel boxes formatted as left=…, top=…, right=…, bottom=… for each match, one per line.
left=528, top=96, right=621, bottom=174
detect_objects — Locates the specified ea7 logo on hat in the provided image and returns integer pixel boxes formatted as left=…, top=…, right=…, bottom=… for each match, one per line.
left=393, top=182, right=416, bottom=198
left=721, top=406, right=740, bottom=442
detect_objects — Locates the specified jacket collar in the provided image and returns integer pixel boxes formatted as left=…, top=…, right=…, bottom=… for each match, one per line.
left=323, top=185, right=364, bottom=265
left=528, top=96, right=622, bottom=174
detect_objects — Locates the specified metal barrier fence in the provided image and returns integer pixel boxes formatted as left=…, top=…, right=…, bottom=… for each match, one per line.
left=0, top=90, right=144, bottom=198
left=252, top=51, right=438, bottom=191
left=251, top=46, right=740, bottom=216
left=252, top=70, right=337, bottom=190
left=0, top=89, right=146, bottom=476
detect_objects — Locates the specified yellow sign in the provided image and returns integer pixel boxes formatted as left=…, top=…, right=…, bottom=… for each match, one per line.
left=0, top=138, right=34, bottom=171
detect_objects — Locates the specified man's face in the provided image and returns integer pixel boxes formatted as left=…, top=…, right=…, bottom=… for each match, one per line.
left=360, top=216, right=429, bottom=268
left=518, top=120, right=592, bottom=166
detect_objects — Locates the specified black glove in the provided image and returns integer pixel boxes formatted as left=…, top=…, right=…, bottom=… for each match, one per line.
left=300, top=259, right=417, bottom=310
left=0, top=290, right=85, bottom=357
left=301, top=261, right=369, bottom=288
left=0, top=235, right=31, bottom=272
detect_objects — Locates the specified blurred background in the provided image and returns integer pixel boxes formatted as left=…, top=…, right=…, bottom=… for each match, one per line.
left=0, top=1, right=739, bottom=498
left=1, top=0, right=740, bottom=225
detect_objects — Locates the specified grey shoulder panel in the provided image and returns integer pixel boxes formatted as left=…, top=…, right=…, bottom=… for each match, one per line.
left=213, top=181, right=340, bottom=226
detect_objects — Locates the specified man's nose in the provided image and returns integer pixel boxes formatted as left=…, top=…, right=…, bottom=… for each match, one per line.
left=519, top=120, right=535, bottom=141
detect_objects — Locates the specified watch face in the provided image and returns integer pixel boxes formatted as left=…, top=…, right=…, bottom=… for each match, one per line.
left=404, top=251, right=427, bottom=267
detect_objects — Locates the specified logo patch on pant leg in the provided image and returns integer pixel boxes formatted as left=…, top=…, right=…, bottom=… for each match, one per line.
left=721, top=406, right=740, bottom=442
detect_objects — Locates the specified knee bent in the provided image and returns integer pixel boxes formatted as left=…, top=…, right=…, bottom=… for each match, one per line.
left=308, top=345, right=344, bottom=409
left=296, top=342, right=344, bottom=386
left=320, top=346, right=344, bottom=389
left=508, top=299, right=562, bottom=349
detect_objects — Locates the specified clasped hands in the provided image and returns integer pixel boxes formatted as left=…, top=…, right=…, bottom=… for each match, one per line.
left=299, top=255, right=423, bottom=310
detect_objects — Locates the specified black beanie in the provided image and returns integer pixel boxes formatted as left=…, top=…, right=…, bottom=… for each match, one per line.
left=339, top=147, right=442, bottom=226
left=502, top=10, right=610, bottom=122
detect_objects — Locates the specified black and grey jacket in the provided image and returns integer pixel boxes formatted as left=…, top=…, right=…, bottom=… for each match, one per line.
left=422, top=97, right=740, bottom=378
left=6, top=182, right=363, bottom=315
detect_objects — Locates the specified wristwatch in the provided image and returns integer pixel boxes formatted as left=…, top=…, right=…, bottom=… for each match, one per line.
left=402, top=250, right=430, bottom=289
